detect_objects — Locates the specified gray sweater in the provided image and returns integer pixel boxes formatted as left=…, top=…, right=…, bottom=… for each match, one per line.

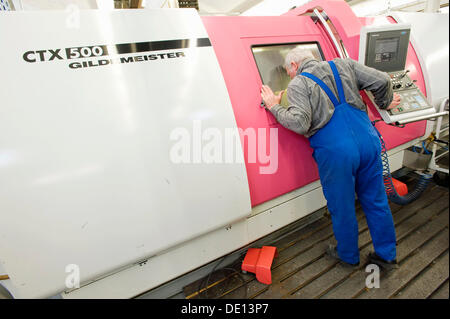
left=269, top=58, right=393, bottom=138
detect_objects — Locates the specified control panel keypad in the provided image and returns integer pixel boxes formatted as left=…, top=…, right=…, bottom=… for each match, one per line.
left=388, top=72, right=432, bottom=116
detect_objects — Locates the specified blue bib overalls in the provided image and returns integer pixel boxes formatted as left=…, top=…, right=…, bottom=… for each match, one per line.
left=301, top=61, right=397, bottom=264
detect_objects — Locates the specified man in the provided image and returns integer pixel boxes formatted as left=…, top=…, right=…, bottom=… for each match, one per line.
left=260, top=47, right=401, bottom=269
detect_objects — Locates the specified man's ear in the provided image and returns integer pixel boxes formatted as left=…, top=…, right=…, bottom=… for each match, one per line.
left=291, top=61, right=298, bottom=71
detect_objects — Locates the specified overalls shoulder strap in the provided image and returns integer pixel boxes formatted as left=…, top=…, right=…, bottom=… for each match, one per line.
left=299, top=60, right=346, bottom=107
left=328, top=60, right=346, bottom=104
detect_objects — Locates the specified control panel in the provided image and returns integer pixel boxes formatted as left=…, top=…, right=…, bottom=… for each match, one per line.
left=387, top=71, right=433, bottom=116
left=366, top=70, right=435, bottom=124
left=359, top=23, right=440, bottom=125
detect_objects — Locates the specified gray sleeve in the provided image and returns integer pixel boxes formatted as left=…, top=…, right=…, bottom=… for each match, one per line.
left=268, top=83, right=312, bottom=135
left=348, top=59, right=393, bottom=109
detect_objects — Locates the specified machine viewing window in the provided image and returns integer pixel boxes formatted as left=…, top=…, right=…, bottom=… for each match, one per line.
left=252, top=42, right=324, bottom=93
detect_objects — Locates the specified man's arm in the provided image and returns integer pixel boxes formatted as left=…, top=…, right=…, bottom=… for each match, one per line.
left=348, top=59, right=394, bottom=109
left=262, top=83, right=312, bottom=136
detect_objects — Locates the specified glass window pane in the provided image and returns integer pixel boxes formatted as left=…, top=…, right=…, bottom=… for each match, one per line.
left=252, top=42, right=324, bottom=92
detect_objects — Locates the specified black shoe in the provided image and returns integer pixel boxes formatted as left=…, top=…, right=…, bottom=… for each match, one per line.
left=326, top=244, right=360, bottom=267
left=367, top=252, right=398, bottom=271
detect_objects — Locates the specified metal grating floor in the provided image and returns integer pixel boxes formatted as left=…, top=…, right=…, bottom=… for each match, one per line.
left=184, top=176, right=449, bottom=299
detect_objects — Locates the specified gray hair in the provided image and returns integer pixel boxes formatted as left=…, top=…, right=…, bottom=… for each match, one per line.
left=284, top=47, right=315, bottom=71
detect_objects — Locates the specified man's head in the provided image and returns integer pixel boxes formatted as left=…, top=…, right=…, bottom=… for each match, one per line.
left=284, top=48, right=315, bottom=79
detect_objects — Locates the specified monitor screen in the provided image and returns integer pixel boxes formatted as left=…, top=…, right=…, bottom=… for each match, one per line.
left=251, top=42, right=324, bottom=93
left=374, top=37, right=399, bottom=63
left=363, top=28, right=410, bottom=72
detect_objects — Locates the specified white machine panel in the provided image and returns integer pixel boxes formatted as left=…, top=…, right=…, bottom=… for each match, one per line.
left=391, top=11, right=449, bottom=110
left=0, top=9, right=251, bottom=298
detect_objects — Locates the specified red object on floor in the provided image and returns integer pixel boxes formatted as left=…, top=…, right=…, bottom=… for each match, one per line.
left=392, top=178, right=408, bottom=196
left=241, top=246, right=277, bottom=285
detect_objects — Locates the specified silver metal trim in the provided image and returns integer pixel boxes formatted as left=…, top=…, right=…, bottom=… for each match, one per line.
left=395, top=111, right=449, bottom=125
left=313, top=8, right=345, bottom=59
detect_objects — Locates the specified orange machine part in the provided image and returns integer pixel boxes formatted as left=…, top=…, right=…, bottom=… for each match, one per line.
left=241, top=246, right=277, bottom=285
left=392, top=178, right=408, bottom=196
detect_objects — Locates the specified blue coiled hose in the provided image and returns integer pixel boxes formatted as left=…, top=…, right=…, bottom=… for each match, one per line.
left=372, top=122, right=432, bottom=205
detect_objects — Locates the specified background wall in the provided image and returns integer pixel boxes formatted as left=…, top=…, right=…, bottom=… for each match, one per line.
left=5, top=0, right=449, bottom=14
left=15, top=0, right=97, bottom=10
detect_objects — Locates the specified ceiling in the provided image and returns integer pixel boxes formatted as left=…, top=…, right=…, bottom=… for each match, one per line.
left=195, top=0, right=448, bottom=15
left=12, top=0, right=450, bottom=15
left=196, top=0, right=354, bottom=15
left=197, top=0, right=264, bottom=15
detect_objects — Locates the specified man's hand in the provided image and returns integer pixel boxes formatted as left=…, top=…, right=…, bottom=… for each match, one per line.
left=387, top=93, right=401, bottom=110
left=261, top=85, right=283, bottom=109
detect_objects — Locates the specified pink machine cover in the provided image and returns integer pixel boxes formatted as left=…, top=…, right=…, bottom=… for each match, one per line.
left=202, top=0, right=426, bottom=207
